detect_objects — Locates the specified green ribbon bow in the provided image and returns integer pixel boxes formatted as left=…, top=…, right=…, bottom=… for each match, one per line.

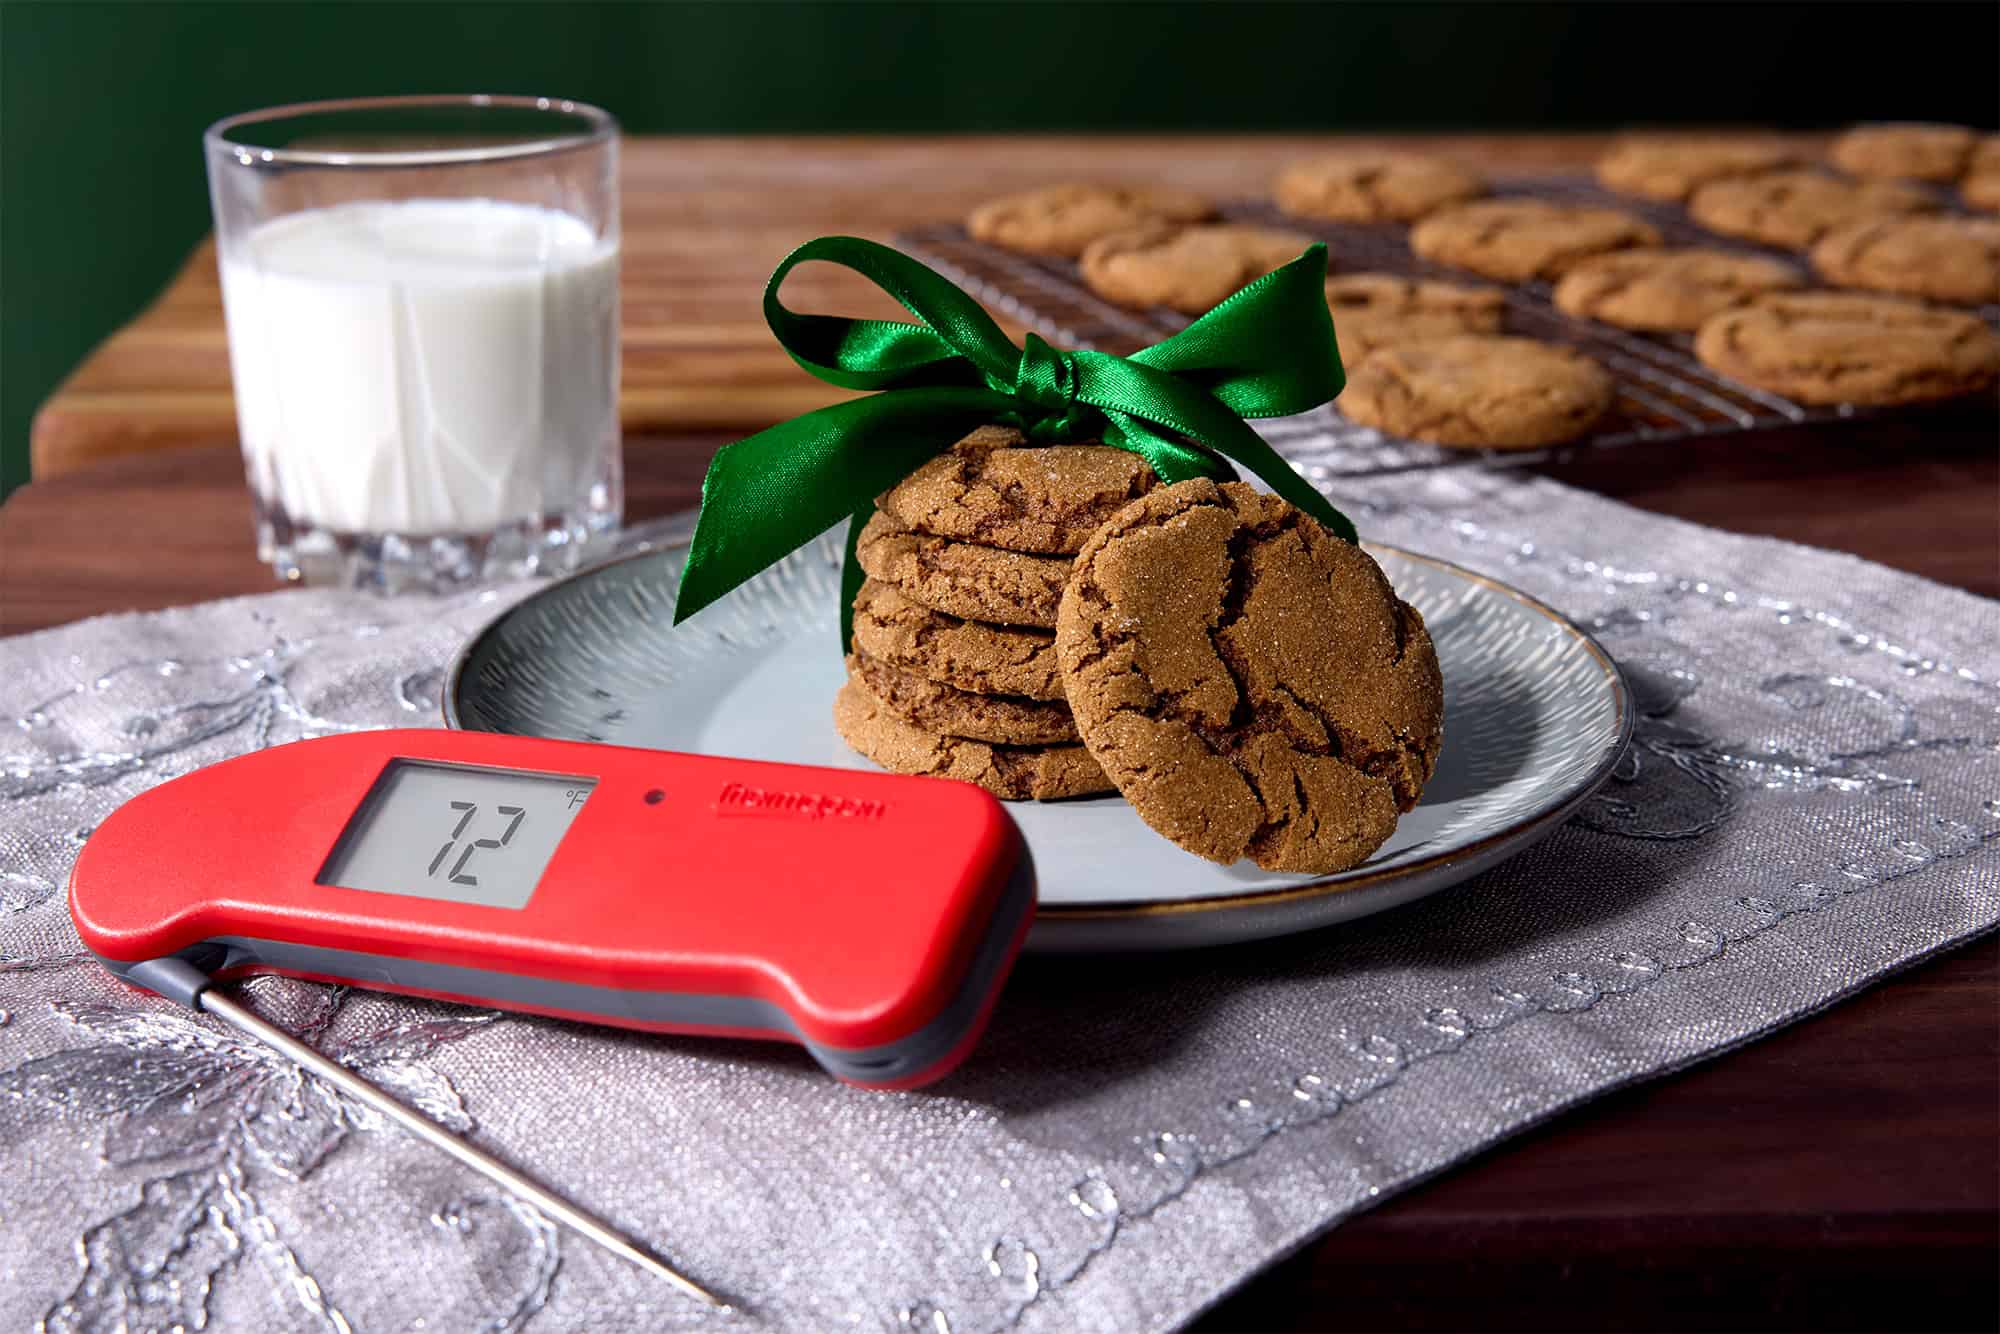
left=671, top=234, right=1354, bottom=638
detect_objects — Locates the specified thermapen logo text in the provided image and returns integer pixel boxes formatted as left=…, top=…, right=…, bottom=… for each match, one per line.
left=713, top=782, right=889, bottom=822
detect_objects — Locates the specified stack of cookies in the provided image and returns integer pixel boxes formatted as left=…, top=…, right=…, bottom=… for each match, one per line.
left=833, top=425, right=1154, bottom=803
left=833, top=427, right=1448, bottom=876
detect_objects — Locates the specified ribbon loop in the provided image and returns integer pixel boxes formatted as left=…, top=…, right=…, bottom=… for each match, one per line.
left=674, top=236, right=1354, bottom=636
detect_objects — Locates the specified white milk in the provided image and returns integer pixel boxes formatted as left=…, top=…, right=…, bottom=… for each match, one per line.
left=219, top=198, right=619, bottom=536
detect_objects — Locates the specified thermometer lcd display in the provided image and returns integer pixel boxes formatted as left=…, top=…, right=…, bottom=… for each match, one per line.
left=318, top=761, right=596, bottom=909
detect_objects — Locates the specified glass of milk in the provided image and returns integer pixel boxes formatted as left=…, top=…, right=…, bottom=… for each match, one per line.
left=204, top=96, right=621, bottom=591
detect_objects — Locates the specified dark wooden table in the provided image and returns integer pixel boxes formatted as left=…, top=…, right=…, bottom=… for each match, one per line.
left=4, top=427, right=1995, bottom=1331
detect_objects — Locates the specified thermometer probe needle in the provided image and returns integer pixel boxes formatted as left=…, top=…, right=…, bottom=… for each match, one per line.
left=196, top=987, right=728, bottom=1310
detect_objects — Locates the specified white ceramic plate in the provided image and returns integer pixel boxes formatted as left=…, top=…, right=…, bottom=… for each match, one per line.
left=447, top=527, right=1630, bottom=951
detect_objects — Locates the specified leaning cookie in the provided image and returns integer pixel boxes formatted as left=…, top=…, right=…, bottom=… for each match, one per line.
left=1324, top=273, right=1506, bottom=360
left=1274, top=151, right=1483, bottom=222
left=1338, top=336, right=1614, bottom=449
left=876, top=426, right=1157, bottom=556
left=1410, top=199, right=1662, bottom=283
left=854, top=510, right=1071, bottom=628
left=1056, top=479, right=1442, bottom=874
left=850, top=580, right=1066, bottom=702
left=1695, top=292, right=2000, bottom=406
left=1080, top=221, right=1318, bottom=314
left=967, top=183, right=1215, bottom=258
left=1552, top=248, right=1803, bottom=332
left=1687, top=169, right=1936, bottom=250
left=849, top=651, right=1079, bottom=746
left=1810, top=216, right=2000, bottom=307
left=1594, top=134, right=1800, bottom=202
left=1830, top=123, right=1979, bottom=183
left=833, top=669, right=1111, bottom=801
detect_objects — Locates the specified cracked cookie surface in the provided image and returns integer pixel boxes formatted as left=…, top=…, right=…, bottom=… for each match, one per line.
left=1594, top=135, right=1800, bottom=202
left=967, top=183, right=1215, bottom=258
left=876, top=426, right=1158, bottom=555
left=1811, top=216, right=2000, bottom=306
left=1080, top=221, right=1319, bottom=314
left=1687, top=170, right=1936, bottom=250
left=850, top=650, right=1079, bottom=745
left=833, top=668, right=1110, bottom=801
left=1274, top=151, right=1484, bottom=222
left=1338, top=336, right=1614, bottom=448
left=1553, top=248, right=1802, bottom=332
left=850, top=579, right=1066, bottom=701
left=1324, top=273, right=1506, bottom=360
left=1056, top=479, right=1443, bottom=873
left=854, top=509, right=1071, bottom=627
left=1410, top=199, right=1662, bottom=283
left=1831, top=123, right=1979, bottom=183
left=1694, top=292, right=2000, bottom=406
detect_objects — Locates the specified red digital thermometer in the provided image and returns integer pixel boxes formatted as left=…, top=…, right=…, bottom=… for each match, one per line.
left=70, top=728, right=1034, bottom=1091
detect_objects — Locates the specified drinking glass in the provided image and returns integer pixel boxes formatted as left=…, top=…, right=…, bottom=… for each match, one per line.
left=205, top=95, right=622, bottom=591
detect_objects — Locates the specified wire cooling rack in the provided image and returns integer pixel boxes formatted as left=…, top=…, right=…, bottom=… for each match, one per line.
left=896, top=175, right=1998, bottom=478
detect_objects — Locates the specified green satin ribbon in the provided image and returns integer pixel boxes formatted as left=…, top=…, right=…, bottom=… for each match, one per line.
left=671, top=234, right=1353, bottom=639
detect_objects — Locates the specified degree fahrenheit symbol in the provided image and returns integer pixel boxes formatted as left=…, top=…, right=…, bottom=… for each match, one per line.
left=566, top=789, right=585, bottom=809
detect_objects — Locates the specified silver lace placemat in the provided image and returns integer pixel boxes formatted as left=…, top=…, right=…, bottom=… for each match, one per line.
left=3, top=466, right=1996, bottom=1333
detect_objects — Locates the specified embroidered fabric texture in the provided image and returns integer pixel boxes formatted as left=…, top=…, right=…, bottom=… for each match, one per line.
left=2, top=464, right=1996, bottom=1333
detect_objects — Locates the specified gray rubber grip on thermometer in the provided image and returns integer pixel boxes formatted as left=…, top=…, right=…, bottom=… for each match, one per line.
left=121, top=954, right=214, bottom=1007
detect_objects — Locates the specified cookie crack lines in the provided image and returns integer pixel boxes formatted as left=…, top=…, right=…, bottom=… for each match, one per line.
left=1056, top=478, right=1443, bottom=874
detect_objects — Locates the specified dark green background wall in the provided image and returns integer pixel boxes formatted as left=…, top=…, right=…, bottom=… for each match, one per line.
left=4, top=1, right=1996, bottom=498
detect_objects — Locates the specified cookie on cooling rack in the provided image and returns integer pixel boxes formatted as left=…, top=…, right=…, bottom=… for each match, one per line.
left=1831, top=123, right=1980, bottom=183
left=1337, top=336, right=1615, bottom=449
left=967, top=183, right=1215, bottom=259
left=1694, top=291, right=2000, bottom=406
left=1687, top=170, right=1937, bottom=250
left=1324, top=273, right=1506, bottom=359
left=1594, top=134, right=1801, bottom=202
left=1079, top=221, right=1318, bottom=314
left=1274, top=151, right=1484, bottom=223
left=1553, top=248, right=1804, bottom=332
left=1055, top=478, right=1442, bottom=873
left=1410, top=199, right=1663, bottom=283
left=1962, top=138, right=2000, bottom=213
left=1812, top=216, right=2000, bottom=307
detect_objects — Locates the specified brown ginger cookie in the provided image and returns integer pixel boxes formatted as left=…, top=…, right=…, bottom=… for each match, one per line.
left=1409, top=199, right=1663, bottom=283
left=1056, top=479, right=1442, bottom=873
left=854, top=509, right=1070, bottom=628
left=1593, top=134, right=1801, bottom=202
left=1830, top=123, right=1979, bottom=183
left=1080, top=221, right=1318, bottom=314
left=1274, top=151, right=1484, bottom=222
left=967, top=183, right=1215, bottom=259
left=1694, top=292, right=2000, bottom=406
left=834, top=668, right=1110, bottom=801
left=1811, top=216, right=2000, bottom=306
left=1961, top=138, right=2000, bottom=212
left=1552, top=248, right=1803, bottom=332
left=849, top=651, right=1078, bottom=746
left=1324, top=273, right=1506, bottom=360
left=1686, top=169, right=1936, bottom=250
left=1338, top=336, right=1615, bottom=449
left=876, top=426, right=1157, bottom=556
left=850, top=579, right=1066, bottom=701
